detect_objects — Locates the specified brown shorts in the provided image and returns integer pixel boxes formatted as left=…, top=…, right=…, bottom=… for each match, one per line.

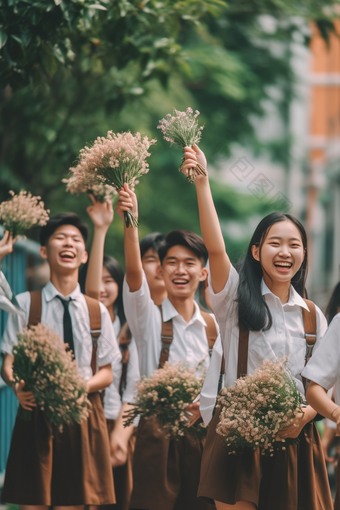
left=2, top=392, right=115, bottom=506
left=129, top=416, right=214, bottom=510
left=104, top=418, right=137, bottom=510
left=198, top=407, right=333, bottom=510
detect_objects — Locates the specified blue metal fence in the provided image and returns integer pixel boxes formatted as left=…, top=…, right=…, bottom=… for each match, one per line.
left=0, top=230, right=42, bottom=476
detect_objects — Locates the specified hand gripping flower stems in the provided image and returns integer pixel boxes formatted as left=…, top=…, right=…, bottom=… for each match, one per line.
left=158, top=107, right=207, bottom=183
left=64, top=131, right=156, bottom=227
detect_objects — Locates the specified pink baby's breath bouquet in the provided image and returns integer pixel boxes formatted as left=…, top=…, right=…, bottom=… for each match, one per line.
left=64, top=131, right=156, bottom=227
left=12, top=323, right=91, bottom=431
left=158, top=107, right=206, bottom=183
left=217, top=358, right=305, bottom=456
left=0, top=190, right=50, bottom=237
left=124, top=361, right=207, bottom=439
left=63, top=166, right=116, bottom=203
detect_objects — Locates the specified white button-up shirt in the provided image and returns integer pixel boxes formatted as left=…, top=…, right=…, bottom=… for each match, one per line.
left=103, top=316, right=140, bottom=420
left=302, top=314, right=340, bottom=405
left=123, top=271, right=216, bottom=377
left=1, top=281, right=121, bottom=381
left=209, top=264, right=327, bottom=397
left=200, top=334, right=224, bottom=425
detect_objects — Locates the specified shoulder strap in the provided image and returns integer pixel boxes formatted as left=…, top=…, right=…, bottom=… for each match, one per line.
left=29, top=290, right=42, bottom=326
left=201, top=311, right=218, bottom=354
left=237, top=328, right=249, bottom=379
left=158, top=305, right=173, bottom=369
left=302, top=299, right=317, bottom=363
left=118, top=322, right=132, bottom=398
left=84, top=295, right=102, bottom=376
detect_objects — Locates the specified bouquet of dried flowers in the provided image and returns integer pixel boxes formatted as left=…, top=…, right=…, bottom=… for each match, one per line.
left=65, top=131, right=156, bottom=227
left=63, top=165, right=116, bottom=203
left=12, top=323, right=91, bottom=431
left=216, top=358, right=305, bottom=456
left=158, top=107, right=206, bottom=183
left=0, top=191, right=50, bottom=238
left=124, top=361, right=207, bottom=439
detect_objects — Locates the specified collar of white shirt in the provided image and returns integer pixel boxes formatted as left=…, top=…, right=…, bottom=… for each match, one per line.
left=43, top=281, right=82, bottom=303
left=161, top=297, right=207, bottom=327
left=260, top=279, right=310, bottom=311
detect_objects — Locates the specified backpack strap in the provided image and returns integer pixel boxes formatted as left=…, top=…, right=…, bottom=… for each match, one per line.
left=158, top=305, right=173, bottom=369
left=118, top=322, right=132, bottom=398
left=84, top=295, right=102, bottom=376
left=28, top=290, right=42, bottom=326
left=201, top=311, right=218, bottom=355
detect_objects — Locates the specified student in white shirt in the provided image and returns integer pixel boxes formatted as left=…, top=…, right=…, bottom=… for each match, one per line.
left=181, top=145, right=332, bottom=510
left=1, top=213, right=121, bottom=509
left=83, top=196, right=140, bottom=510
left=117, top=184, right=218, bottom=510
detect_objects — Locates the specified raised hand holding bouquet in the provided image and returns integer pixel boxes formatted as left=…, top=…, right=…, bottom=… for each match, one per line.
left=64, top=131, right=156, bottom=227
left=216, top=358, right=305, bottom=455
left=12, top=323, right=91, bottom=431
left=0, top=190, right=50, bottom=238
left=158, top=107, right=206, bottom=183
left=124, top=361, right=207, bottom=439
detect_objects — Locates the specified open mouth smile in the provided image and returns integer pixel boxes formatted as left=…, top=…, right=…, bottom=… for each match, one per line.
left=59, top=251, right=76, bottom=261
left=172, top=279, right=189, bottom=287
left=274, top=261, right=293, bottom=272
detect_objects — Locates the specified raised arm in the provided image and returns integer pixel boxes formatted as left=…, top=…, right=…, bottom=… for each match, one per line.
left=116, top=183, right=143, bottom=292
left=0, top=230, right=14, bottom=270
left=85, top=196, right=113, bottom=299
left=182, top=144, right=230, bottom=293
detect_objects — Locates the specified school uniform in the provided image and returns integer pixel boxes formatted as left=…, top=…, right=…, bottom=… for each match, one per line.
left=104, top=316, right=140, bottom=510
left=123, top=271, right=217, bottom=510
left=302, top=313, right=340, bottom=509
left=200, top=335, right=224, bottom=426
left=198, top=264, right=332, bottom=510
left=1, top=281, right=121, bottom=506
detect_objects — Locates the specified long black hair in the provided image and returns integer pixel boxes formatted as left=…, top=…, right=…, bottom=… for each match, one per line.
left=325, top=282, right=340, bottom=323
left=79, top=255, right=126, bottom=326
left=237, top=212, right=308, bottom=332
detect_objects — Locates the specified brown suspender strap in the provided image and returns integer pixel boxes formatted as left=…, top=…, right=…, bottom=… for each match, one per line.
left=118, top=322, right=132, bottom=398
left=28, top=290, right=42, bottom=326
left=237, top=328, right=249, bottom=379
left=201, top=311, right=218, bottom=353
left=84, top=295, right=102, bottom=376
left=158, top=305, right=174, bottom=369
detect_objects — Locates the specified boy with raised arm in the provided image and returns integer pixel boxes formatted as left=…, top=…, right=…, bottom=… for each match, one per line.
left=116, top=183, right=218, bottom=510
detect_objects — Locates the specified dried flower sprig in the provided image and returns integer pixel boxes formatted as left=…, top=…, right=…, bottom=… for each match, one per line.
left=216, top=358, right=305, bottom=456
left=13, top=323, right=91, bottom=431
left=124, top=361, right=207, bottom=439
left=63, top=166, right=116, bottom=203
left=65, top=131, right=156, bottom=227
left=0, top=191, right=50, bottom=237
left=158, top=107, right=206, bottom=183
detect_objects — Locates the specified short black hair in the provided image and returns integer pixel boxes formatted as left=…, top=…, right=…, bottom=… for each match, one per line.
left=40, top=212, right=88, bottom=246
left=158, top=230, right=208, bottom=266
left=140, top=232, right=165, bottom=259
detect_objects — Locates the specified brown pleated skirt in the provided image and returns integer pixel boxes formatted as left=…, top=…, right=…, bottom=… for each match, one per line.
left=334, top=461, right=340, bottom=509
left=104, top=418, right=137, bottom=510
left=2, top=392, right=115, bottom=506
left=129, top=416, right=214, bottom=510
left=198, top=407, right=333, bottom=510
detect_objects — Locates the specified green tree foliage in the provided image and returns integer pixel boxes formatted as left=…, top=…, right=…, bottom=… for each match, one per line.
left=0, top=0, right=339, bottom=264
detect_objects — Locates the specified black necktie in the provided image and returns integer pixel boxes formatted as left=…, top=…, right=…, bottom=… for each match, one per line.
left=56, top=296, right=75, bottom=356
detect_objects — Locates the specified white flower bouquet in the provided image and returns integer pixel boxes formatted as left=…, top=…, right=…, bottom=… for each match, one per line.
left=64, top=131, right=156, bottom=227
left=124, top=361, right=207, bottom=439
left=12, top=323, right=91, bottom=431
left=0, top=190, right=50, bottom=237
left=158, top=107, right=206, bottom=183
left=217, top=358, right=305, bottom=455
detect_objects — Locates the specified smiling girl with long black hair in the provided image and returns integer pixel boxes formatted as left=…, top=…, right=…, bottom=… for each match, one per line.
left=181, top=145, right=332, bottom=510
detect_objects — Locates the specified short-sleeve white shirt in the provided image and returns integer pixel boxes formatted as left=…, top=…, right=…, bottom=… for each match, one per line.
left=209, top=264, right=327, bottom=396
left=103, top=316, right=140, bottom=420
left=1, top=281, right=121, bottom=381
left=302, top=314, right=340, bottom=404
left=123, top=271, right=216, bottom=377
